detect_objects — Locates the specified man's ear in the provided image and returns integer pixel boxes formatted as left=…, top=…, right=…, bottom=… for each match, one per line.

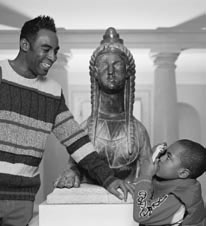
left=20, top=38, right=30, bottom=52
left=178, top=168, right=190, bottom=179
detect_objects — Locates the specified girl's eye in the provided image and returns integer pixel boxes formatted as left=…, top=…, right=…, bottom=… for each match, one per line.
left=42, top=48, right=50, bottom=52
left=166, top=154, right=170, bottom=160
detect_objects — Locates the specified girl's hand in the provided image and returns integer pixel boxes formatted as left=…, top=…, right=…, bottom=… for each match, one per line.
left=139, top=156, right=158, bottom=179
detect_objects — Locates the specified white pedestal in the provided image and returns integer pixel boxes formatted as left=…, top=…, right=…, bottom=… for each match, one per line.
left=39, top=184, right=138, bottom=226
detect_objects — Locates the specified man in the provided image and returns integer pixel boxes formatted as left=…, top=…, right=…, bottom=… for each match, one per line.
left=0, top=15, right=133, bottom=226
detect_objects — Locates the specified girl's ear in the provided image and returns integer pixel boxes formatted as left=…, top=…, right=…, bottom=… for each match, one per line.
left=20, top=38, right=30, bottom=52
left=178, top=168, right=191, bottom=179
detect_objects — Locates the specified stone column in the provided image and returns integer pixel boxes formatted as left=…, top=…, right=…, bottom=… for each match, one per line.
left=151, top=52, right=180, bottom=145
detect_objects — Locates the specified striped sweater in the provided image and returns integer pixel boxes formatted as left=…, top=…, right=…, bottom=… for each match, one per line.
left=0, top=60, right=116, bottom=201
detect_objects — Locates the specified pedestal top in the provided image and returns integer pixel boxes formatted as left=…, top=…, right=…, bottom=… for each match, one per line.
left=47, top=183, right=133, bottom=204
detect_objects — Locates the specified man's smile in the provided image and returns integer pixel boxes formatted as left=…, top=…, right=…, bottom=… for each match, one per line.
left=41, top=62, right=52, bottom=70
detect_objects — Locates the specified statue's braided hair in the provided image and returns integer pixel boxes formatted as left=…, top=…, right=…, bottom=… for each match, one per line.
left=89, top=27, right=136, bottom=155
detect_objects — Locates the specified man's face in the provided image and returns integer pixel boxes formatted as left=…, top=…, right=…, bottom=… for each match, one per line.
left=26, top=29, right=59, bottom=78
left=95, top=52, right=127, bottom=93
left=156, top=142, right=183, bottom=180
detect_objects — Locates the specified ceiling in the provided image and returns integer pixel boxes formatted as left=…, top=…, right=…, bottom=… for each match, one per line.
left=0, top=0, right=206, bottom=30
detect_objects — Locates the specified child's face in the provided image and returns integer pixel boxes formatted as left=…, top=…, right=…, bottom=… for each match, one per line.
left=156, top=142, right=183, bottom=180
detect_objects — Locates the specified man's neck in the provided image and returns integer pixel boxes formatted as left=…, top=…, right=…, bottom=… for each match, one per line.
left=9, top=58, right=36, bottom=79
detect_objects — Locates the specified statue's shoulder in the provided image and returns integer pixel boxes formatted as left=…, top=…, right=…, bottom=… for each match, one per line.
left=133, top=117, right=147, bottom=131
left=132, top=116, right=151, bottom=144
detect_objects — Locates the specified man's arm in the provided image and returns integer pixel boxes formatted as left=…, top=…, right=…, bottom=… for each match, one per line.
left=52, top=93, right=133, bottom=199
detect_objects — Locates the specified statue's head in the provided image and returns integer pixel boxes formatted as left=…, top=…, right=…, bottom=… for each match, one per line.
left=90, top=27, right=135, bottom=94
left=89, top=27, right=136, bottom=111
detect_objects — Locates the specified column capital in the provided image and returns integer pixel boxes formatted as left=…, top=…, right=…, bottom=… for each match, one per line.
left=150, top=52, right=180, bottom=68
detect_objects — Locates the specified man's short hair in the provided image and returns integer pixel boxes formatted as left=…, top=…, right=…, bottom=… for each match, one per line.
left=20, top=15, right=56, bottom=41
left=178, top=139, right=206, bottom=178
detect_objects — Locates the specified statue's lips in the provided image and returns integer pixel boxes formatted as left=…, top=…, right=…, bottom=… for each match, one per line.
left=106, top=80, right=122, bottom=87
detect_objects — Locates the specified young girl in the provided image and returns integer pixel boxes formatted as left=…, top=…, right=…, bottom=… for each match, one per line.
left=133, top=139, right=206, bottom=226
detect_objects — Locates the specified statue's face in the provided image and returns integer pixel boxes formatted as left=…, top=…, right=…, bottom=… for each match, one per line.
left=95, top=52, right=127, bottom=93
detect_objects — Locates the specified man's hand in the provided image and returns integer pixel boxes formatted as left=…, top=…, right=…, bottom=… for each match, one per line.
left=106, top=179, right=134, bottom=201
left=54, top=167, right=80, bottom=188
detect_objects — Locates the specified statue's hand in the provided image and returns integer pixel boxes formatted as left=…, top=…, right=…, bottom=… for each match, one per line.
left=54, top=167, right=80, bottom=189
left=106, top=179, right=134, bottom=201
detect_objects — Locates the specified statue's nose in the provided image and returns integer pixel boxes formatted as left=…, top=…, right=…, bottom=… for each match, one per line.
left=108, top=65, right=114, bottom=76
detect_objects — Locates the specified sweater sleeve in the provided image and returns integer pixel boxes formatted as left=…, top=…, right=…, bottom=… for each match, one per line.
left=133, top=176, right=185, bottom=225
left=52, top=92, right=116, bottom=187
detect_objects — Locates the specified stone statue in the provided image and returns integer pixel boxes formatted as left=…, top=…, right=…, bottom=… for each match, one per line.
left=81, top=27, right=151, bottom=183
left=55, top=27, right=151, bottom=188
